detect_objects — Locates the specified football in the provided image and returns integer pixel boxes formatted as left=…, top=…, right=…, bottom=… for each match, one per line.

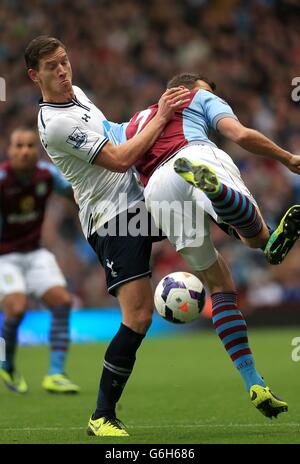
left=154, top=272, right=206, bottom=324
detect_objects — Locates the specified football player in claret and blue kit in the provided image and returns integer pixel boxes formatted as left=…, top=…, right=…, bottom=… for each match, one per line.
left=0, top=127, right=80, bottom=394
left=111, top=72, right=300, bottom=419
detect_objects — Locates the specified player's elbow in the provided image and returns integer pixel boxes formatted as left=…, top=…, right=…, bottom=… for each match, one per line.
left=233, top=127, right=252, bottom=145
left=97, top=147, right=131, bottom=172
left=117, top=159, right=131, bottom=172
left=218, top=119, right=250, bottom=144
left=111, top=146, right=133, bottom=172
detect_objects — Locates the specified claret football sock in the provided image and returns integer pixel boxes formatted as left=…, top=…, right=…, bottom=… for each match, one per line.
left=211, top=292, right=265, bottom=391
left=206, top=183, right=263, bottom=239
left=174, top=158, right=263, bottom=239
left=94, top=323, right=145, bottom=419
left=1, top=315, right=23, bottom=373
left=49, top=304, right=71, bottom=375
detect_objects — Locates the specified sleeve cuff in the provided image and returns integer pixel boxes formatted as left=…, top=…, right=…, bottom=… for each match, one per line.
left=89, top=138, right=109, bottom=164
left=212, top=113, right=238, bottom=130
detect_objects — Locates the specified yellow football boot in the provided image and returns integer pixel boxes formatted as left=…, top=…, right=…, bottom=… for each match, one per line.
left=174, top=157, right=220, bottom=193
left=42, top=373, right=80, bottom=394
left=264, top=205, right=300, bottom=264
left=250, top=385, right=288, bottom=419
left=0, top=368, right=28, bottom=394
left=87, top=416, right=129, bottom=437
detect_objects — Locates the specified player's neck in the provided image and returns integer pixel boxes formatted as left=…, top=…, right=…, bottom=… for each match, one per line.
left=42, top=89, right=75, bottom=104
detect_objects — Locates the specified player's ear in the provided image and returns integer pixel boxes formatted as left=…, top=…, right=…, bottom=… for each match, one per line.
left=28, top=68, right=39, bottom=84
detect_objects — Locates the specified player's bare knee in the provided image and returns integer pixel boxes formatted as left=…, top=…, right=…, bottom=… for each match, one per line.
left=3, top=295, right=27, bottom=318
left=196, top=255, right=236, bottom=294
left=123, top=303, right=153, bottom=334
left=5, top=306, right=26, bottom=318
left=136, top=310, right=153, bottom=332
left=55, top=292, right=72, bottom=308
left=132, top=302, right=153, bottom=331
left=42, top=286, right=72, bottom=309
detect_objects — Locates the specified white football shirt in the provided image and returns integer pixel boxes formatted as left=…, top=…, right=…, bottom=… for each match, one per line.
left=38, top=86, right=143, bottom=237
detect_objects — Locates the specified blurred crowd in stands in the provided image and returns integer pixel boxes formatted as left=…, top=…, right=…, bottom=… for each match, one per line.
left=1, top=0, right=300, bottom=311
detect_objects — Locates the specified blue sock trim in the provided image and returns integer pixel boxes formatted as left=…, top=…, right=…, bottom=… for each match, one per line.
left=212, top=293, right=264, bottom=392
left=49, top=305, right=70, bottom=375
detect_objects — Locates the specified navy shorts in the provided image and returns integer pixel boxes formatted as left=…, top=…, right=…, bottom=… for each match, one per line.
left=88, top=205, right=165, bottom=296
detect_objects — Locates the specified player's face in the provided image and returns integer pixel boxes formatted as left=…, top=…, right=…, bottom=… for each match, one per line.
left=8, top=131, right=39, bottom=171
left=30, top=47, right=73, bottom=99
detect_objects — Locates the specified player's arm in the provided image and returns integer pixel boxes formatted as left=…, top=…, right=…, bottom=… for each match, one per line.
left=200, top=89, right=300, bottom=175
left=217, top=118, right=300, bottom=175
left=46, top=88, right=189, bottom=171
left=93, top=87, right=190, bottom=172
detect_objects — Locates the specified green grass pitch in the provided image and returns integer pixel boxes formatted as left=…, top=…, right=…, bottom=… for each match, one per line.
left=1, top=327, right=300, bottom=444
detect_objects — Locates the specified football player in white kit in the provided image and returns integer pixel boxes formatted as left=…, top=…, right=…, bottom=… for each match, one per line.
left=25, top=35, right=190, bottom=437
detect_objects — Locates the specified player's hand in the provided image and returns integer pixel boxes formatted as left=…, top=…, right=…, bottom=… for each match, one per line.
left=157, top=87, right=191, bottom=121
left=283, top=154, right=300, bottom=174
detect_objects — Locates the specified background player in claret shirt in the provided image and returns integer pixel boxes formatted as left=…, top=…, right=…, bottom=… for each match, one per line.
left=25, top=35, right=189, bottom=437
left=0, top=127, right=80, bottom=395
left=111, top=73, right=300, bottom=419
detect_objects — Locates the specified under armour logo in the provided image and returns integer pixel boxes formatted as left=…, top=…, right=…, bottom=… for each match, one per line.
left=106, top=259, right=118, bottom=278
left=82, top=113, right=91, bottom=122
left=112, top=380, right=126, bottom=389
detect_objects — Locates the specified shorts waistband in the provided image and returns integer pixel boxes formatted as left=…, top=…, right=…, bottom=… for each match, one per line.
left=157, top=141, right=215, bottom=170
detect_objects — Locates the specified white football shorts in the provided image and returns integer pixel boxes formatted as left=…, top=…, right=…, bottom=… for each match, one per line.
left=144, top=143, right=257, bottom=271
left=0, top=248, right=67, bottom=302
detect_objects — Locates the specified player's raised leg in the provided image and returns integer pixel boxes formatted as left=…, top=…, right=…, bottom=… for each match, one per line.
left=174, top=157, right=268, bottom=242
left=174, top=157, right=300, bottom=264
left=87, top=277, right=153, bottom=437
left=41, top=285, right=80, bottom=394
left=181, top=245, right=288, bottom=419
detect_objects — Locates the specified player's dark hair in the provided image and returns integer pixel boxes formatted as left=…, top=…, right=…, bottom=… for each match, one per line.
left=12, top=125, right=36, bottom=133
left=167, top=73, right=216, bottom=91
left=24, top=35, right=66, bottom=70
left=10, top=126, right=38, bottom=141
